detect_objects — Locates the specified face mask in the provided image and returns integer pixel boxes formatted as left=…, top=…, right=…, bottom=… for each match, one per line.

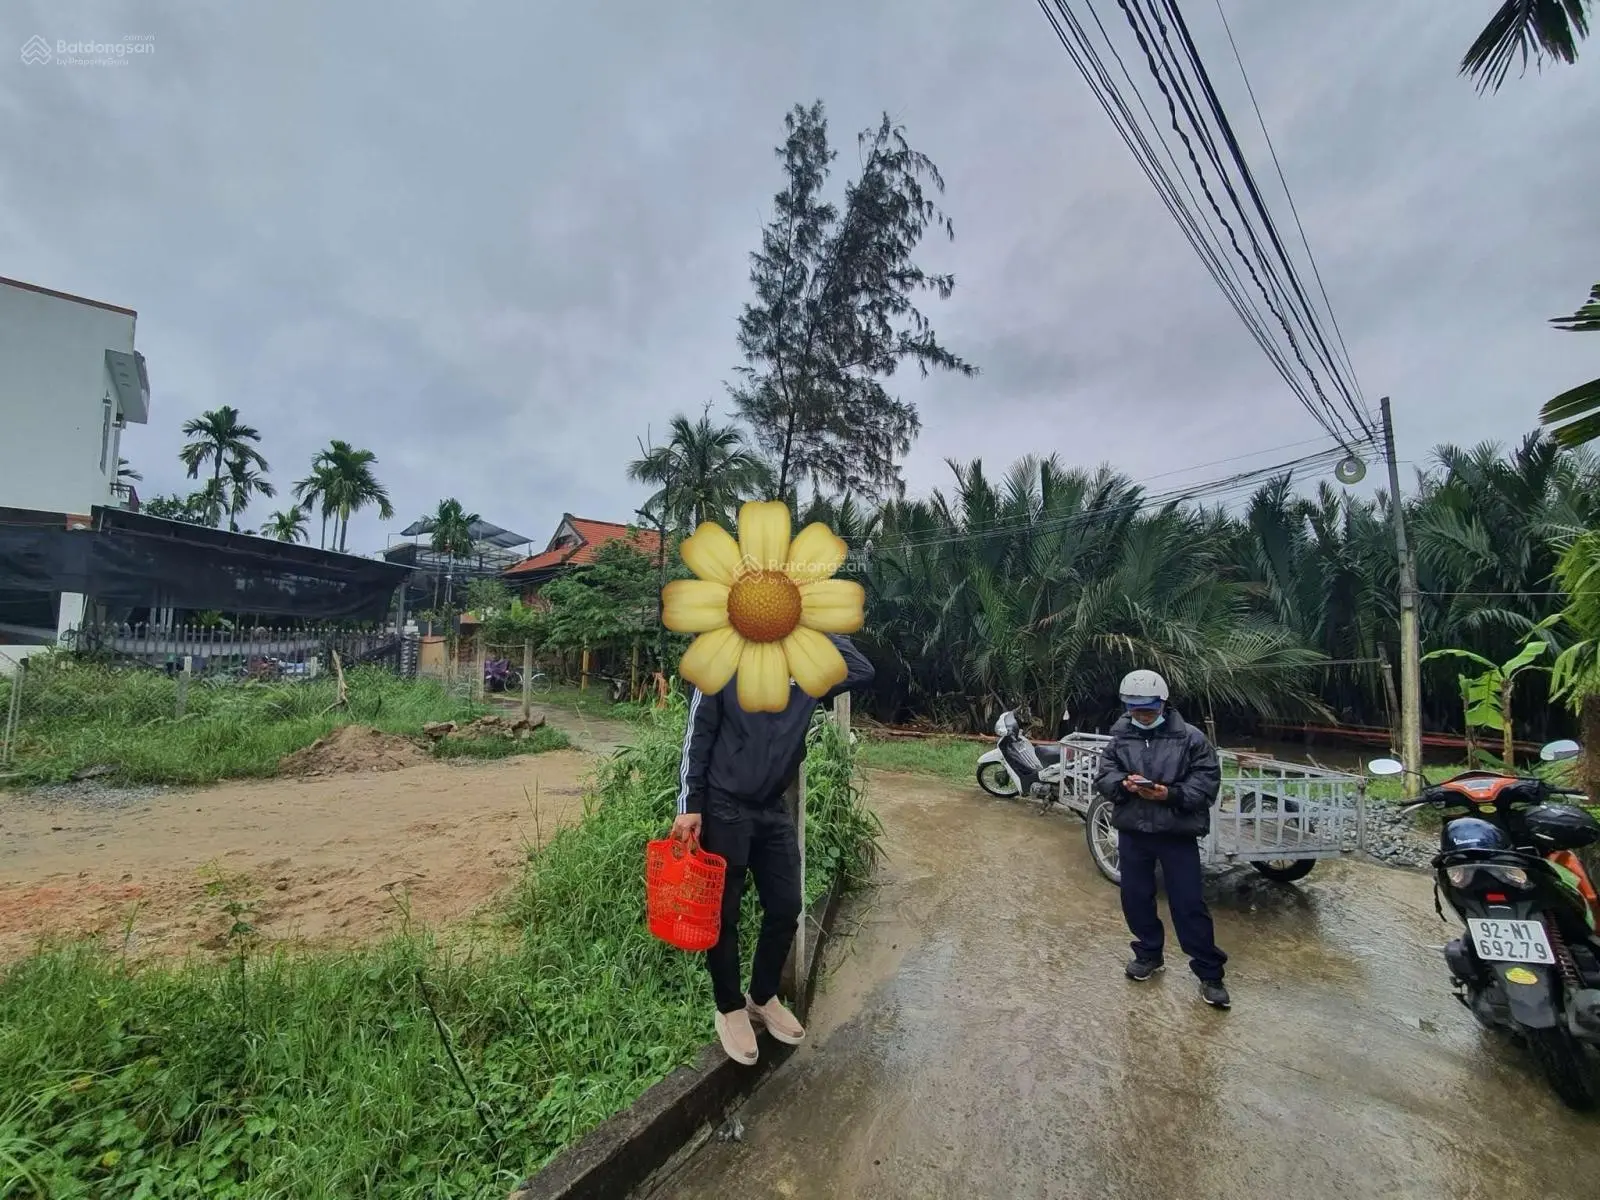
left=1128, top=709, right=1164, bottom=729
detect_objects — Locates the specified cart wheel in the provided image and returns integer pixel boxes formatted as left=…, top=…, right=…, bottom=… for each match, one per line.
left=1250, top=859, right=1316, bottom=883
left=977, top=761, right=1019, bottom=798
left=1085, top=796, right=1121, bottom=884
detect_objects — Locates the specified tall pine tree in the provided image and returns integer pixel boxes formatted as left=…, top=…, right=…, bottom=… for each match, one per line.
left=732, top=101, right=976, bottom=502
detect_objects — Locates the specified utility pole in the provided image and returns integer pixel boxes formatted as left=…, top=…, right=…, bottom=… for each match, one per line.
left=637, top=488, right=669, bottom=677
left=1380, top=397, right=1423, bottom=780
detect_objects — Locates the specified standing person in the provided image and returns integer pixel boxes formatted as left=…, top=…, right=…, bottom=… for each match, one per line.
left=1093, top=669, right=1231, bottom=1009
left=672, top=634, right=875, bottom=1064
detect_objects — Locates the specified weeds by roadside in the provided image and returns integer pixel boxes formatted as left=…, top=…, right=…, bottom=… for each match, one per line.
left=0, top=660, right=563, bottom=787
left=857, top=735, right=976, bottom=784
left=0, top=690, right=876, bottom=1198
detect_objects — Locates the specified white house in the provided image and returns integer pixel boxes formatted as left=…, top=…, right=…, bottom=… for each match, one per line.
left=0, top=275, right=150, bottom=663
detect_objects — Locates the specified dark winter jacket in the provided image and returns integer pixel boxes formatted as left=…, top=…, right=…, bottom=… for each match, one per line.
left=677, top=635, right=875, bottom=816
left=1093, top=707, right=1221, bottom=838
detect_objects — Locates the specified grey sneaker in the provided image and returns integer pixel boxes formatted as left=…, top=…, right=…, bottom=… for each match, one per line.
left=1125, top=958, right=1164, bottom=982
left=1200, top=980, right=1231, bottom=1009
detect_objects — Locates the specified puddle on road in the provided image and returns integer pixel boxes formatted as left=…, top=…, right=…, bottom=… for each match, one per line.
left=652, top=769, right=1599, bottom=1200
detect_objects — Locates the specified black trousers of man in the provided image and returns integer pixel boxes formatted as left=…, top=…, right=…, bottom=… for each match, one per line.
left=699, top=799, right=803, bottom=1014
left=1118, top=830, right=1228, bottom=981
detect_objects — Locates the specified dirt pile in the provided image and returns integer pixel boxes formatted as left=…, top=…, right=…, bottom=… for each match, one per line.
left=423, top=714, right=547, bottom=741
left=279, top=725, right=431, bottom=777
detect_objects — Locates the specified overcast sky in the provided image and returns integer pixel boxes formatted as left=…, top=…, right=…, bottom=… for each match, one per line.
left=2, top=0, right=1595, bottom=555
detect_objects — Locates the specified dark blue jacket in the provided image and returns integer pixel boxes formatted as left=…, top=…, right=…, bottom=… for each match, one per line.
left=677, top=635, right=874, bottom=816
left=1093, top=706, right=1221, bottom=838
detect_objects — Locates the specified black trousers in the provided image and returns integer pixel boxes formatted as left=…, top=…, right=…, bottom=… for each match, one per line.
left=1118, top=830, right=1228, bottom=981
left=699, top=801, right=804, bottom=1014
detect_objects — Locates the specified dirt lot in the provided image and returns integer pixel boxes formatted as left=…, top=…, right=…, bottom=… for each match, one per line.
left=0, top=749, right=597, bottom=963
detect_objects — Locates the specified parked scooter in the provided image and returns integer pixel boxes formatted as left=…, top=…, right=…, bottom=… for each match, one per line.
left=483, top=658, right=521, bottom=693
left=976, top=706, right=1073, bottom=804
left=1369, top=739, right=1600, bottom=1108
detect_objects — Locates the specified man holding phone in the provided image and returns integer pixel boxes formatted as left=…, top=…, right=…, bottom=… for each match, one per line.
left=1093, top=669, right=1230, bottom=1009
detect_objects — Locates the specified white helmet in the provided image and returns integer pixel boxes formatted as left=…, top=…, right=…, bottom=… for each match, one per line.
left=1118, top=669, right=1169, bottom=706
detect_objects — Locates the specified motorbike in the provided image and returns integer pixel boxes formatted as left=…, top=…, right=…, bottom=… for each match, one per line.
left=483, top=657, right=521, bottom=693
left=1369, top=738, right=1600, bottom=1108
left=976, top=706, right=1074, bottom=804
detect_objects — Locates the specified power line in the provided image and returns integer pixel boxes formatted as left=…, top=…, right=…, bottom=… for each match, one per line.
left=1209, top=0, right=1366, bottom=412
left=1141, top=0, right=1372, bottom=440
left=1034, top=0, right=1324, bottom=433
left=1115, top=0, right=1359, bottom=442
left=894, top=442, right=1349, bottom=551
left=868, top=443, right=1351, bottom=556
left=1037, top=0, right=1374, bottom=447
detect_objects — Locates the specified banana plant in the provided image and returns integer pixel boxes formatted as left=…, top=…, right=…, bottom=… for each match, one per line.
left=1423, top=635, right=1551, bottom=769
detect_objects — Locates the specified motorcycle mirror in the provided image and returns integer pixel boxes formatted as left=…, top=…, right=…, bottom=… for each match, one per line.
left=1540, top=739, right=1581, bottom=763
left=1367, top=757, right=1405, bottom=777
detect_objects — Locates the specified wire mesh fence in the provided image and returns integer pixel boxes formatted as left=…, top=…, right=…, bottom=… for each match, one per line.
left=0, top=623, right=669, bottom=775
left=1, top=624, right=426, bottom=774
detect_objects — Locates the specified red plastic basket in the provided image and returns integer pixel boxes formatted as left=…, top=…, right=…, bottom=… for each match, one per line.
left=645, top=836, right=727, bottom=952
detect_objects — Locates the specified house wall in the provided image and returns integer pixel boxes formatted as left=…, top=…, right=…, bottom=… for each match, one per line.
left=0, top=281, right=139, bottom=516
left=1, top=280, right=144, bottom=665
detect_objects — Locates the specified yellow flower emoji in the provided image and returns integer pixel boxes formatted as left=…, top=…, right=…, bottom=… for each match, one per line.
left=662, top=500, right=866, bottom=712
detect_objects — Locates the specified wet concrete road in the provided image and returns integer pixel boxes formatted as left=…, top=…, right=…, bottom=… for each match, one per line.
left=653, top=771, right=1600, bottom=1200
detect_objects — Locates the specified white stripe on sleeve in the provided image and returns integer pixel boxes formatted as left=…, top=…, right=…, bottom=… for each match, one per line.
left=676, top=688, right=702, bottom=815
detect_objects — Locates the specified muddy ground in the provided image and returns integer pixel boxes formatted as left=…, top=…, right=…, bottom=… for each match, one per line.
left=0, top=720, right=616, bottom=961
left=654, top=772, right=1600, bottom=1200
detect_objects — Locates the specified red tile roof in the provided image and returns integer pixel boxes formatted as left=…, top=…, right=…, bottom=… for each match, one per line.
left=504, top=515, right=662, bottom=577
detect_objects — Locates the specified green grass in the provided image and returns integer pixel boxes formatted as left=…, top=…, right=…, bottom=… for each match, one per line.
left=0, top=660, right=568, bottom=788
left=857, top=735, right=978, bottom=784
left=0, top=694, right=878, bottom=1198
left=854, top=735, right=1592, bottom=833
left=1361, top=759, right=1583, bottom=805
left=531, top=683, right=639, bottom=723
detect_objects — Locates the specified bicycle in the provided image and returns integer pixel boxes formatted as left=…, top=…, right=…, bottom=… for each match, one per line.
left=503, top=669, right=551, bottom=696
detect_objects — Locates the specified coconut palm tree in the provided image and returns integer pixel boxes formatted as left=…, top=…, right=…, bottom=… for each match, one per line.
left=628, top=411, right=771, bottom=531
left=1539, top=283, right=1600, bottom=448
left=261, top=508, right=310, bottom=543
left=1461, top=0, right=1592, bottom=92
left=854, top=455, right=1328, bottom=730
left=178, top=406, right=268, bottom=527
left=224, top=455, right=277, bottom=532
left=116, top=458, right=141, bottom=482
left=791, top=436, right=1600, bottom=741
left=295, top=440, right=393, bottom=552
left=427, top=498, right=479, bottom=560
left=292, top=461, right=339, bottom=548
left=426, top=498, right=480, bottom=614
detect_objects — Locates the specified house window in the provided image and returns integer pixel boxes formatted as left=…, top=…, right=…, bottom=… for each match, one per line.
left=99, top=396, right=114, bottom=473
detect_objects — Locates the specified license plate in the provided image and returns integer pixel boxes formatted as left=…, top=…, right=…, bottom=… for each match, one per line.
left=1466, top=917, right=1556, bottom=964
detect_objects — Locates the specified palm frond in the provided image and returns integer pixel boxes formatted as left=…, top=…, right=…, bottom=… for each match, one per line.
left=1460, top=0, right=1592, bottom=93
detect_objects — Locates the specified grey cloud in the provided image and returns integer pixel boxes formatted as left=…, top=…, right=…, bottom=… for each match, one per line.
left=1, top=0, right=1595, bottom=554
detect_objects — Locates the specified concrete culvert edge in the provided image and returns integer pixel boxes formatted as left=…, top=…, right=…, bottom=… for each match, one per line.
left=505, top=875, right=845, bottom=1200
